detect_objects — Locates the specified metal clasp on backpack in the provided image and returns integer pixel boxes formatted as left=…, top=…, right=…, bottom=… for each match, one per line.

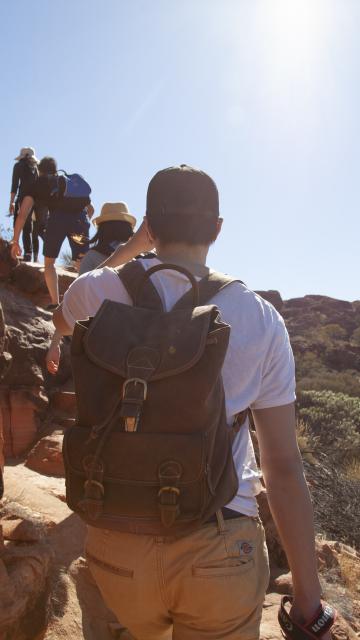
left=122, top=378, right=148, bottom=400
left=121, top=378, right=148, bottom=432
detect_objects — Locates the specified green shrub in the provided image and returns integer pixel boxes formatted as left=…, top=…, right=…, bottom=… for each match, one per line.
left=296, top=369, right=360, bottom=397
left=321, top=324, right=347, bottom=340
left=351, top=327, right=360, bottom=346
left=297, top=390, right=360, bottom=465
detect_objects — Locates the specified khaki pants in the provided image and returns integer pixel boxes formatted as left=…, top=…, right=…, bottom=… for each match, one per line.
left=86, top=515, right=269, bottom=640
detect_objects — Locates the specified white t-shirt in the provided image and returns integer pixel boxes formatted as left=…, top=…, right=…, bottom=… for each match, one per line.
left=62, top=258, right=296, bottom=517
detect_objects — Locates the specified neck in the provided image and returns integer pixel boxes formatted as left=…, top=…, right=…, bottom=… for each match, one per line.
left=155, top=244, right=210, bottom=277
left=156, top=243, right=209, bottom=266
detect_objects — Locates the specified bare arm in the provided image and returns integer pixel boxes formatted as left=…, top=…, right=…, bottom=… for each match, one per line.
left=10, top=196, right=35, bottom=257
left=252, top=403, right=329, bottom=634
left=53, top=305, right=73, bottom=336
left=46, top=330, right=62, bottom=374
left=98, top=220, right=154, bottom=268
left=9, top=192, right=16, bottom=214
left=10, top=164, right=20, bottom=213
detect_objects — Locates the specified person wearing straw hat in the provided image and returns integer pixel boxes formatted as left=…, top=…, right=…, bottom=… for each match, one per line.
left=45, top=202, right=136, bottom=374
left=9, top=147, right=40, bottom=262
left=78, top=202, right=136, bottom=276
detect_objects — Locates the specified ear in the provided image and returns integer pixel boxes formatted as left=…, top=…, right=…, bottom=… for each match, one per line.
left=215, top=217, right=223, bottom=239
left=143, top=216, right=156, bottom=244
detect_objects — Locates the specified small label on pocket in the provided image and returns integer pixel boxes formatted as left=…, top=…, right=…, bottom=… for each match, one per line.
left=238, top=540, right=254, bottom=556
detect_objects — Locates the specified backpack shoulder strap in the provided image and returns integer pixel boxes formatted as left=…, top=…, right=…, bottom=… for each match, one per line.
left=173, top=271, right=244, bottom=310
left=116, top=260, right=164, bottom=311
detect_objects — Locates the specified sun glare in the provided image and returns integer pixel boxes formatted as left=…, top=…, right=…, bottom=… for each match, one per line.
left=258, top=0, right=332, bottom=68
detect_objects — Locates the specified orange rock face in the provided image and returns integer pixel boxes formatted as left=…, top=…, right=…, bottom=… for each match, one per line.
left=26, top=434, right=64, bottom=477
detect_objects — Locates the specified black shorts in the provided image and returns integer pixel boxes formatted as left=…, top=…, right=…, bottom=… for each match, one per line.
left=43, top=210, right=90, bottom=260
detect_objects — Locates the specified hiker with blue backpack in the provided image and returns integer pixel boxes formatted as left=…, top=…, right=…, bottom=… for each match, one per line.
left=11, top=156, right=93, bottom=309
left=52, top=165, right=335, bottom=640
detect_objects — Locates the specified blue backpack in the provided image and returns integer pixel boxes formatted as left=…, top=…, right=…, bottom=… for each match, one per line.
left=50, top=170, right=91, bottom=199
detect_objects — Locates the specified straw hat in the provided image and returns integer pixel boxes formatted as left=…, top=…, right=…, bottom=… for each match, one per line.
left=92, top=202, right=136, bottom=228
left=15, top=147, right=39, bottom=163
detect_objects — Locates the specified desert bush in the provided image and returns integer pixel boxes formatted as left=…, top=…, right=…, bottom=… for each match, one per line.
left=296, top=419, right=317, bottom=464
left=296, top=369, right=360, bottom=397
left=0, top=222, right=13, bottom=242
left=351, top=326, right=360, bottom=347
left=338, top=553, right=360, bottom=594
left=321, top=324, right=347, bottom=340
left=343, top=458, right=360, bottom=481
left=297, top=390, right=360, bottom=465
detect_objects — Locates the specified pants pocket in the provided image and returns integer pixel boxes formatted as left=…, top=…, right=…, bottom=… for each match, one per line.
left=85, top=550, right=134, bottom=578
left=192, top=556, right=254, bottom=578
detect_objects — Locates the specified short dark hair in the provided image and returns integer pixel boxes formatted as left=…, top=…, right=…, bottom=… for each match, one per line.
left=146, top=165, right=220, bottom=246
left=38, top=156, right=57, bottom=175
left=147, top=211, right=218, bottom=246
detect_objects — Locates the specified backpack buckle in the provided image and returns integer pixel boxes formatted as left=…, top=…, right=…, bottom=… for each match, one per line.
left=158, top=487, right=180, bottom=528
left=122, top=378, right=148, bottom=401
left=79, top=479, right=105, bottom=520
left=157, top=461, right=182, bottom=527
left=121, top=378, right=148, bottom=432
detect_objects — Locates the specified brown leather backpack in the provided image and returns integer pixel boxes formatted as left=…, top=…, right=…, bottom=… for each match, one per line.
left=63, top=261, right=246, bottom=536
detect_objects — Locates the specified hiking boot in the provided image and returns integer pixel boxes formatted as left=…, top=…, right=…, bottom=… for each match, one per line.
left=23, top=253, right=31, bottom=262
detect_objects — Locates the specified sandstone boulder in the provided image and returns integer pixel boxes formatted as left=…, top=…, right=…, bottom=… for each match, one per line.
left=0, top=303, right=12, bottom=383
left=26, top=434, right=64, bottom=477
left=12, top=261, right=76, bottom=306
left=0, top=238, right=18, bottom=282
left=0, top=285, right=54, bottom=389
left=273, top=571, right=293, bottom=595
left=0, top=543, right=53, bottom=639
left=0, top=269, right=73, bottom=457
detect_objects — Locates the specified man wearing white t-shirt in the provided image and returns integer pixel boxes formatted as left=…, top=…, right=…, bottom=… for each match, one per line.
left=53, top=165, right=331, bottom=640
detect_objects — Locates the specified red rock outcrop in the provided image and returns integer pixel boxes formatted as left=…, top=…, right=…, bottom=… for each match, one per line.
left=0, top=262, right=75, bottom=458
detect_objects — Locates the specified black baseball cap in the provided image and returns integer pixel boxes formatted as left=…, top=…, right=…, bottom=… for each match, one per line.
left=146, top=164, right=219, bottom=217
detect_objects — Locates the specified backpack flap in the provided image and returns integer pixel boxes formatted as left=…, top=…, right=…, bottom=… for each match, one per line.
left=83, top=298, right=227, bottom=381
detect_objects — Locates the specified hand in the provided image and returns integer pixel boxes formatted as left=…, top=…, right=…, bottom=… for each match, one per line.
left=10, top=241, right=22, bottom=259
left=46, top=343, right=60, bottom=374
left=290, top=601, right=332, bottom=640
left=135, top=219, right=155, bottom=253
left=9, top=203, right=15, bottom=215
left=86, top=203, right=95, bottom=219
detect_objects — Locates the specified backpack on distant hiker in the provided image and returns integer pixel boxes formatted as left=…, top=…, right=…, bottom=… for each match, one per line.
left=50, top=170, right=91, bottom=200
left=63, top=261, right=248, bottom=536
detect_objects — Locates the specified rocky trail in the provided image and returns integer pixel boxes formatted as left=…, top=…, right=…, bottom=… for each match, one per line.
left=0, top=259, right=359, bottom=639
left=4, top=463, right=116, bottom=640
left=2, top=384, right=359, bottom=640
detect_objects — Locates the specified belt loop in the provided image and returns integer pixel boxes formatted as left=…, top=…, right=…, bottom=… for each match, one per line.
left=215, top=509, right=227, bottom=534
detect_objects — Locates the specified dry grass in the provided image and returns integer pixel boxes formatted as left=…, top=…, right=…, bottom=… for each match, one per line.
left=338, top=553, right=360, bottom=594
left=343, top=458, right=360, bottom=481
left=296, top=419, right=317, bottom=465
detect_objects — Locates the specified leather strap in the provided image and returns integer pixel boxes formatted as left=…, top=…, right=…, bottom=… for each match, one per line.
left=136, top=263, right=200, bottom=308
left=116, top=261, right=163, bottom=310
left=278, top=596, right=336, bottom=640
left=173, top=271, right=243, bottom=310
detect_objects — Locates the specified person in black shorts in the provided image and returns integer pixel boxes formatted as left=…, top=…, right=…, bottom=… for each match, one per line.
left=9, top=147, right=40, bottom=262
left=10, top=156, right=93, bottom=309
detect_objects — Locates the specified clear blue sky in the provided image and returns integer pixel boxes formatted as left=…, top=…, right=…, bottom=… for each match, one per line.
left=1, top=0, right=359, bottom=301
